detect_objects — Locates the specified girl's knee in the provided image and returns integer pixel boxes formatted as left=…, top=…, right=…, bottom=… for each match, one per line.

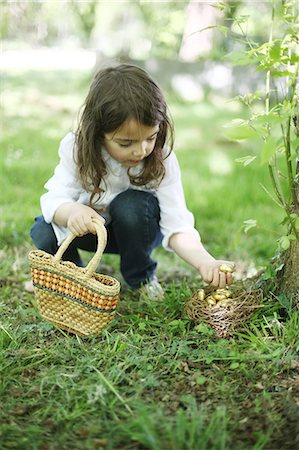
left=110, top=189, right=159, bottom=225
left=30, top=216, right=57, bottom=252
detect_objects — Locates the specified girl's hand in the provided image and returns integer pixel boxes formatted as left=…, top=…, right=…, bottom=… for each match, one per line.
left=197, top=259, right=235, bottom=288
left=67, top=204, right=104, bottom=237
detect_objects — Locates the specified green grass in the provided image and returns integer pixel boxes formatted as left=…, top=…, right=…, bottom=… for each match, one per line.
left=1, top=69, right=298, bottom=450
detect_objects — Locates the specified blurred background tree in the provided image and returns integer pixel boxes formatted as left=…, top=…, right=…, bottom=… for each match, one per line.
left=70, top=0, right=98, bottom=46
left=1, top=0, right=273, bottom=61
left=1, top=0, right=278, bottom=101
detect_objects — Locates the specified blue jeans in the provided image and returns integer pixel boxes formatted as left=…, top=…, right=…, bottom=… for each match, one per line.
left=30, top=189, right=163, bottom=289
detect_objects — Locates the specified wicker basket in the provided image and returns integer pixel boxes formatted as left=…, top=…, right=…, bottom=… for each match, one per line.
left=28, top=219, right=120, bottom=336
left=185, top=284, right=263, bottom=338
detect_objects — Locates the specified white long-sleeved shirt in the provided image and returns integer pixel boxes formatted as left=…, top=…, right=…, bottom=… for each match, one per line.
left=41, top=132, right=200, bottom=249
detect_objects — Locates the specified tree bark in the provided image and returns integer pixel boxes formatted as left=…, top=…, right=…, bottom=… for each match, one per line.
left=277, top=85, right=299, bottom=305
left=277, top=237, right=299, bottom=301
left=276, top=158, right=299, bottom=305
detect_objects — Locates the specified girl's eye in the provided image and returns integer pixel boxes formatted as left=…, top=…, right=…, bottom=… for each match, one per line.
left=147, top=136, right=156, bottom=142
left=119, top=143, right=131, bottom=148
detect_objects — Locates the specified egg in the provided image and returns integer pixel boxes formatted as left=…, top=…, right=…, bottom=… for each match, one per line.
left=197, top=289, right=205, bottom=301
left=219, top=263, right=234, bottom=273
left=213, top=293, right=228, bottom=301
left=216, top=288, right=232, bottom=297
left=206, top=296, right=217, bottom=306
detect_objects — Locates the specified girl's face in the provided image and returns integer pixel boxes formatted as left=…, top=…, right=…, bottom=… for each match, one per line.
left=104, top=119, right=159, bottom=168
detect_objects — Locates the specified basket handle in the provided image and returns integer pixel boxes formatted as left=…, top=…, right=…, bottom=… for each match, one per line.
left=53, top=218, right=107, bottom=278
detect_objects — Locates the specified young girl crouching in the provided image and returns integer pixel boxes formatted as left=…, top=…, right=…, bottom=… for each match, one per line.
left=28, top=64, right=234, bottom=300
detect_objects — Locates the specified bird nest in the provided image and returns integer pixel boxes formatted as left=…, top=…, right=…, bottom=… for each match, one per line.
left=185, top=284, right=264, bottom=338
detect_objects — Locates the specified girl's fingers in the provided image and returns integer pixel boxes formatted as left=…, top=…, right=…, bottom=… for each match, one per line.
left=209, top=266, right=234, bottom=288
left=219, top=271, right=227, bottom=288
left=68, top=210, right=104, bottom=236
left=211, top=269, right=220, bottom=287
left=86, top=218, right=97, bottom=234
left=226, top=272, right=233, bottom=286
left=69, top=219, right=86, bottom=236
left=205, top=268, right=214, bottom=284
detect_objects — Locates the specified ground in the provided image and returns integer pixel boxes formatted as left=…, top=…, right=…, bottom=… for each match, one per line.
left=1, top=67, right=298, bottom=450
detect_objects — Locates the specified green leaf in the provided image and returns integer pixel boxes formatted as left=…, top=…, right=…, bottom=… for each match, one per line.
left=278, top=235, right=291, bottom=250
left=243, top=219, right=257, bottom=233
left=235, top=155, right=257, bottom=166
left=280, top=236, right=290, bottom=250
left=224, top=122, right=260, bottom=141
left=230, top=362, right=240, bottom=369
left=225, top=51, right=253, bottom=66
left=196, top=376, right=207, bottom=385
left=237, top=91, right=263, bottom=105
left=252, top=112, right=281, bottom=125
left=290, top=55, right=299, bottom=63
left=194, top=323, right=214, bottom=336
left=269, top=40, right=281, bottom=60
left=292, top=136, right=299, bottom=148
left=260, top=137, right=276, bottom=164
left=271, top=69, right=294, bottom=77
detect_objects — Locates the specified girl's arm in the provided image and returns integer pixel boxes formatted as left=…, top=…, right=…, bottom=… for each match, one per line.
left=169, top=232, right=234, bottom=288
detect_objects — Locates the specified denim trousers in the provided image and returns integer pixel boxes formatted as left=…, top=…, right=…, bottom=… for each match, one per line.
left=30, top=189, right=163, bottom=289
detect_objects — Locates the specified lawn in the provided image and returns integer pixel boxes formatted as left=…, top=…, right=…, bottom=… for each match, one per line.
left=0, top=69, right=298, bottom=450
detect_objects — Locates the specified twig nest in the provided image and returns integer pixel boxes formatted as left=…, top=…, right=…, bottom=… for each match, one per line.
left=185, top=284, right=263, bottom=338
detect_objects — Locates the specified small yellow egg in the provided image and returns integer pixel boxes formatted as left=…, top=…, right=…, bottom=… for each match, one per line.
left=216, top=288, right=232, bottom=297
left=213, top=293, right=228, bottom=301
left=197, top=289, right=205, bottom=301
left=206, top=296, right=217, bottom=306
left=219, top=263, right=234, bottom=273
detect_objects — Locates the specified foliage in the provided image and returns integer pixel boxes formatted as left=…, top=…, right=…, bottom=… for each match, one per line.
left=70, top=0, right=98, bottom=45
left=1, top=0, right=284, bottom=62
left=137, top=0, right=188, bottom=59
left=1, top=0, right=188, bottom=58
left=223, top=0, right=299, bottom=254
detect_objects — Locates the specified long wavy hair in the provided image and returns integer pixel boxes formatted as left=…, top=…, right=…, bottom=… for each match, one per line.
left=75, top=64, right=174, bottom=207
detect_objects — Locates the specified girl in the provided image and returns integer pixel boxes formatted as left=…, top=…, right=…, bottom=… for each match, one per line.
left=27, top=64, right=234, bottom=300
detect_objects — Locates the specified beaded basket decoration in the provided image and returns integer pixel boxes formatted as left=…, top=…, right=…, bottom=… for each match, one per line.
left=185, top=284, right=263, bottom=338
left=28, top=219, right=120, bottom=336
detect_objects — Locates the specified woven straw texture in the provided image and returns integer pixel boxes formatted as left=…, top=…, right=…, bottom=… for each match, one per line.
left=28, top=219, right=120, bottom=336
left=185, top=284, right=263, bottom=338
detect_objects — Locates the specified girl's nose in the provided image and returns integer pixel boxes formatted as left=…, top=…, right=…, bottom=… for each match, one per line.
left=132, top=141, right=147, bottom=157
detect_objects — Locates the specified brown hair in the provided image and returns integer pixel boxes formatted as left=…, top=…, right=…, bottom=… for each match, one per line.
left=75, top=64, right=174, bottom=207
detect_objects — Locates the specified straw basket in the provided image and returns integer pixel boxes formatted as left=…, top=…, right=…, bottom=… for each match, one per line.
left=185, top=284, right=263, bottom=338
left=28, top=219, right=120, bottom=336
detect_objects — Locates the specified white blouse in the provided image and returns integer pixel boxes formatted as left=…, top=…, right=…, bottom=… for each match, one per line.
left=40, top=132, right=200, bottom=249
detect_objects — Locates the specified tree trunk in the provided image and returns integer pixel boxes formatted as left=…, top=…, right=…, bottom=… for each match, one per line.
left=277, top=92, right=299, bottom=306
left=277, top=238, right=299, bottom=303
left=179, top=1, right=221, bottom=61
left=276, top=171, right=299, bottom=306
